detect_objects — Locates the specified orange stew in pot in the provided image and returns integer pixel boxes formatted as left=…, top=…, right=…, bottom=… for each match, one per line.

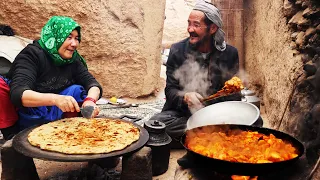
left=185, top=126, right=298, bottom=163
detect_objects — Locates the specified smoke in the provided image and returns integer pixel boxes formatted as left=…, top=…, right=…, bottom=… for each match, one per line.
left=173, top=53, right=211, bottom=114
left=237, top=68, right=249, bottom=87
left=172, top=49, right=247, bottom=114
left=174, top=53, right=212, bottom=97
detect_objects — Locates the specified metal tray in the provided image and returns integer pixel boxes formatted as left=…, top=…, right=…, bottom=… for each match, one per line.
left=13, top=120, right=149, bottom=162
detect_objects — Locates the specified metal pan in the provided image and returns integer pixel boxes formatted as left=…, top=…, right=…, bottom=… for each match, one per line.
left=12, top=119, right=149, bottom=162
left=180, top=124, right=304, bottom=175
left=187, top=101, right=260, bottom=130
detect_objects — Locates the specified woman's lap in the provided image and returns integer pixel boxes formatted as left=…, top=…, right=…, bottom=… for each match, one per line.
left=18, top=84, right=87, bottom=129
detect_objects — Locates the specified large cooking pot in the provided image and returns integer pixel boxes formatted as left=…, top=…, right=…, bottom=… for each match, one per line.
left=181, top=124, right=305, bottom=175
left=187, top=101, right=260, bottom=130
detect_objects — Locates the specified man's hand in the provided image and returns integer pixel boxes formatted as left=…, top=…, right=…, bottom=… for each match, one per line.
left=82, top=100, right=100, bottom=118
left=55, top=95, right=80, bottom=112
left=183, top=92, right=204, bottom=107
left=184, top=92, right=204, bottom=114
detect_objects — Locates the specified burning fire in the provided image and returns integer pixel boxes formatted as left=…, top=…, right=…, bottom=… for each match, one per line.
left=231, top=175, right=258, bottom=180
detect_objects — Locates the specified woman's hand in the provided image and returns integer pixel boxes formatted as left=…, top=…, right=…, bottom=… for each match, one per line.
left=82, top=100, right=100, bottom=118
left=55, top=95, right=80, bottom=112
left=82, top=86, right=101, bottom=118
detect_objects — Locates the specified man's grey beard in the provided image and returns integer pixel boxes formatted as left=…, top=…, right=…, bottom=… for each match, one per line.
left=189, top=33, right=212, bottom=50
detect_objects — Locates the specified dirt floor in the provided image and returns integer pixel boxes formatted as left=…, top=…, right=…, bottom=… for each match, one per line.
left=153, top=150, right=186, bottom=180
left=29, top=149, right=186, bottom=180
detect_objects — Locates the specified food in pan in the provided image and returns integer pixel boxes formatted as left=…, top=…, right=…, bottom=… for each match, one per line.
left=202, top=76, right=244, bottom=102
left=28, top=117, right=140, bottom=154
left=185, top=126, right=299, bottom=163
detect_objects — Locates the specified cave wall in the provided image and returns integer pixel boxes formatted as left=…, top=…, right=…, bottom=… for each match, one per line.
left=243, top=0, right=304, bottom=128
left=0, top=0, right=166, bottom=98
left=244, top=0, right=320, bottom=176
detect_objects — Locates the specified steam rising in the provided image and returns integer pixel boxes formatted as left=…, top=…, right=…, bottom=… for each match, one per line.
left=172, top=49, right=246, bottom=114
left=174, top=54, right=211, bottom=97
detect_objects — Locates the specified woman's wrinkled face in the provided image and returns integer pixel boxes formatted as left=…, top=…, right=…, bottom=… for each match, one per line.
left=58, top=30, right=79, bottom=59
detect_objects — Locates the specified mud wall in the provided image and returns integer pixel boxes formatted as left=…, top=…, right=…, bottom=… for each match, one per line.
left=243, top=0, right=303, bottom=127
left=0, top=0, right=166, bottom=98
left=162, top=0, right=193, bottom=48
left=245, top=1, right=320, bottom=176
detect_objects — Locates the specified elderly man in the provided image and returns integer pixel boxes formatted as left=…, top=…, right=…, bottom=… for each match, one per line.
left=150, top=0, right=239, bottom=147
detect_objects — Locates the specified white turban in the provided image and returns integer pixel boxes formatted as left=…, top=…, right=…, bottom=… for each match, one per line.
left=193, top=0, right=226, bottom=51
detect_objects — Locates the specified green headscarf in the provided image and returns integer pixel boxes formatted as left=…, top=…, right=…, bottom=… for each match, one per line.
left=38, top=16, right=87, bottom=68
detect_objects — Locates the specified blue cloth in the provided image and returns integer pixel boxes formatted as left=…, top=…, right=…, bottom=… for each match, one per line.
left=18, top=85, right=87, bottom=129
left=0, top=75, right=10, bottom=85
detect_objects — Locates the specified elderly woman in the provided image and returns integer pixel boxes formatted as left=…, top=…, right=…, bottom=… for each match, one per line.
left=0, top=16, right=102, bottom=139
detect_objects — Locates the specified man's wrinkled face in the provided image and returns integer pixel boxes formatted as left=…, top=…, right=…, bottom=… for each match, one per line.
left=187, top=10, right=211, bottom=48
left=58, top=30, right=79, bottom=59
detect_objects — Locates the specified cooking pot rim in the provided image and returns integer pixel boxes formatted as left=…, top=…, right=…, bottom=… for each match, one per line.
left=186, top=101, right=260, bottom=130
left=180, top=124, right=305, bottom=175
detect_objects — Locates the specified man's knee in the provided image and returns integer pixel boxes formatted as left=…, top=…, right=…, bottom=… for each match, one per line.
left=149, top=111, right=188, bottom=140
left=149, top=111, right=186, bottom=126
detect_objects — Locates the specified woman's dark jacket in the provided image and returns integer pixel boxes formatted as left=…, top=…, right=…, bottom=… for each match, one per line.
left=6, top=41, right=102, bottom=108
left=162, top=38, right=239, bottom=115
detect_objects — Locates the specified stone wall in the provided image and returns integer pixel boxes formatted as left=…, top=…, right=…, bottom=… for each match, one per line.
left=245, top=0, right=320, bottom=177
left=280, top=0, right=320, bottom=171
left=243, top=0, right=303, bottom=127
left=280, top=0, right=319, bottom=137
left=0, top=0, right=166, bottom=98
left=244, top=0, right=319, bottom=133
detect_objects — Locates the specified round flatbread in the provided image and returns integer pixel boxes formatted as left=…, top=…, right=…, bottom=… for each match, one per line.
left=28, top=117, right=140, bottom=154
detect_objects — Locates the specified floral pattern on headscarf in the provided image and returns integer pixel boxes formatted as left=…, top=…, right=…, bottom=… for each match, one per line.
left=39, top=16, right=87, bottom=67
